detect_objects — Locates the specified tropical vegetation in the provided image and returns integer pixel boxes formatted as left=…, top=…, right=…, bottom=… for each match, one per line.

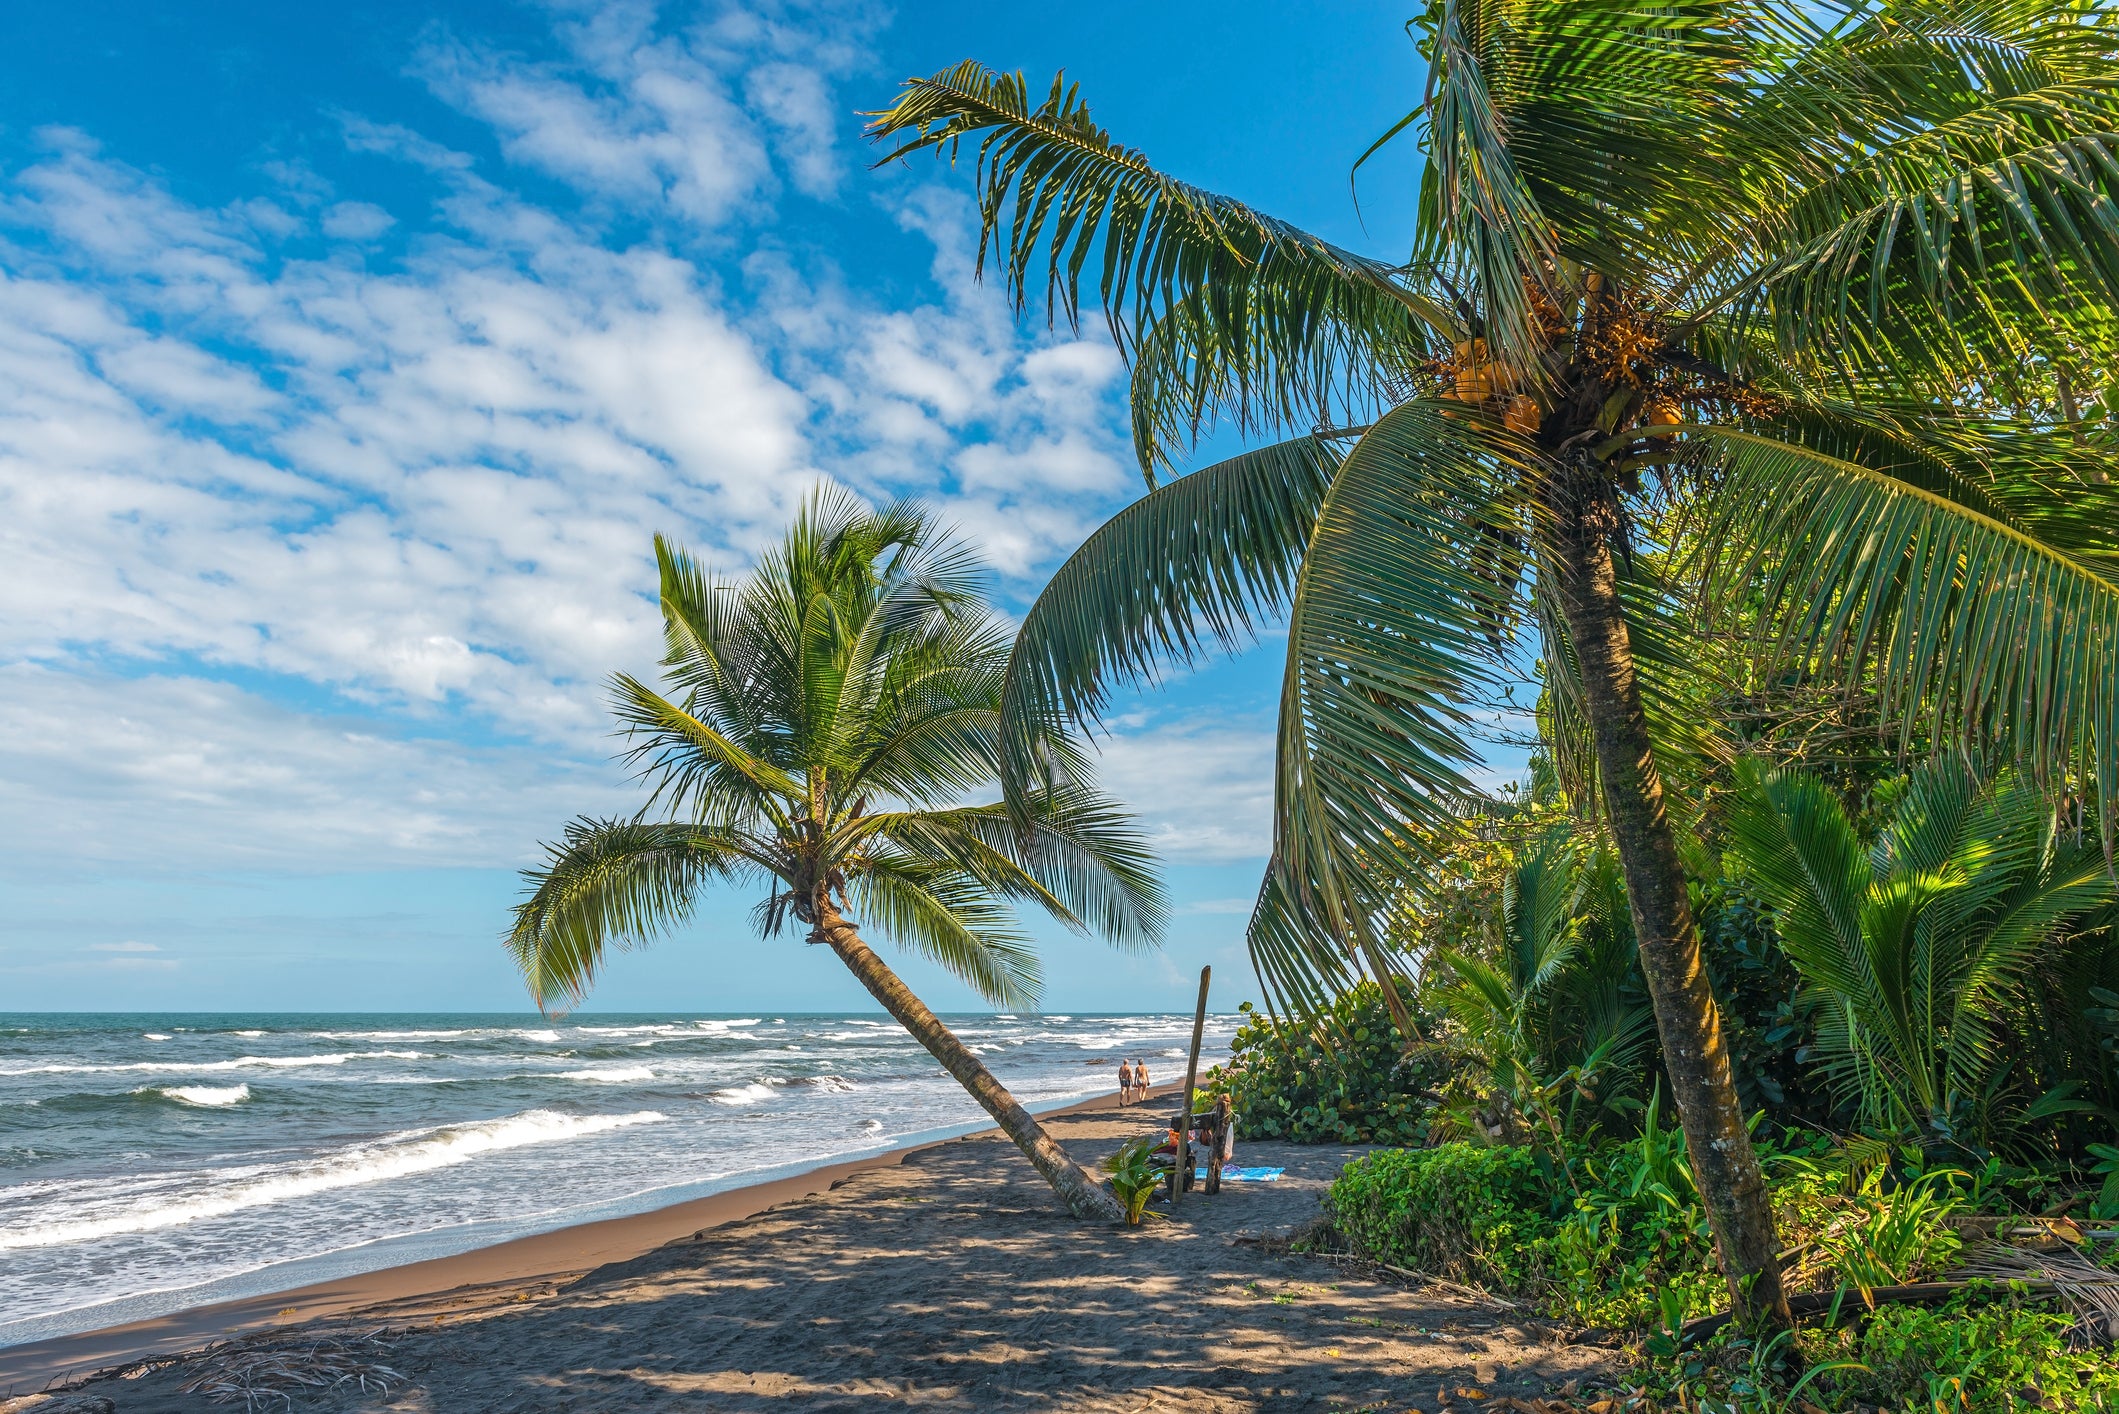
left=505, top=492, right=1165, bottom=1220
left=869, top=0, right=2119, bottom=1326
left=1202, top=987, right=1442, bottom=1145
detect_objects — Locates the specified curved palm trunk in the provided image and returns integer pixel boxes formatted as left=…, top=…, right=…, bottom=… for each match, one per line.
left=812, top=900, right=1124, bottom=1221
left=1545, top=464, right=1791, bottom=1330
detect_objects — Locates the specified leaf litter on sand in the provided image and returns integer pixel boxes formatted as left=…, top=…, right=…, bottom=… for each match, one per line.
left=172, top=1331, right=402, bottom=1411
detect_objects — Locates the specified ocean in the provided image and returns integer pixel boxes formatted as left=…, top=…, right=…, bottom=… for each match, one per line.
left=0, top=1011, right=1236, bottom=1348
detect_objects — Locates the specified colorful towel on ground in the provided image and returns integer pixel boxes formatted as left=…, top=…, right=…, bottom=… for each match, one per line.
left=1194, top=1165, right=1284, bottom=1182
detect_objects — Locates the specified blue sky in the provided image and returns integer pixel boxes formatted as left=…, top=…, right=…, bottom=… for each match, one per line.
left=0, top=0, right=1468, bottom=1015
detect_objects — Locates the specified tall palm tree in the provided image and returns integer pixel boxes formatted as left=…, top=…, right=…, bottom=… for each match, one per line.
left=1725, top=756, right=2115, bottom=1152
left=507, top=492, right=1164, bottom=1221
left=868, top=0, right=2119, bottom=1321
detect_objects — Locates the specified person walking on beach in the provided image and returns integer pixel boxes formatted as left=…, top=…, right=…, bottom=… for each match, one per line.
left=1134, top=1058, right=1151, bottom=1102
left=1117, top=1058, right=1135, bottom=1106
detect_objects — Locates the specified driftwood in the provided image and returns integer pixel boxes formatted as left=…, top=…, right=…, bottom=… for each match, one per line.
left=1679, top=1280, right=2028, bottom=1344
left=1681, top=1239, right=2119, bottom=1347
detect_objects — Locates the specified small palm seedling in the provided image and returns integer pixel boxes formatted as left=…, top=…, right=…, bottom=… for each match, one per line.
left=1101, top=1136, right=1169, bottom=1227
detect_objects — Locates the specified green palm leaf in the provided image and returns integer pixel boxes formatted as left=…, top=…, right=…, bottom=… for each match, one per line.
left=1697, top=428, right=2119, bottom=825
left=508, top=819, right=758, bottom=1010
left=1000, top=436, right=1338, bottom=803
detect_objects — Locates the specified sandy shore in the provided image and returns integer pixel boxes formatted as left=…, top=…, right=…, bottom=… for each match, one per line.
left=5, top=1102, right=1616, bottom=1412
left=0, top=1087, right=1164, bottom=1393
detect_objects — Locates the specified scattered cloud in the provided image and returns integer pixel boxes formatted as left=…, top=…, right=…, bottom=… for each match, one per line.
left=87, top=941, right=161, bottom=953
left=0, top=0, right=1271, bottom=881
left=0, top=664, right=631, bottom=872
left=1178, top=898, right=1258, bottom=916
left=1091, top=718, right=1278, bottom=864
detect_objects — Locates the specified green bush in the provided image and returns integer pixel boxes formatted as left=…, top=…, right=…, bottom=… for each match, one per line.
left=1547, top=1104, right=1725, bottom=1331
left=1832, top=1293, right=2119, bottom=1413
left=1327, top=1143, right=1559, bottom=1291
left=1201, top=987, right=1439, bottom=1144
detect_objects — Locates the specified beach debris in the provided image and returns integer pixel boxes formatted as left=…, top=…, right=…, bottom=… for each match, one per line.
left=0, top=1395, right=117, bottom=1414
left=175, top=1330, right=403, bottom=1411
left=1951, top=1240, right=2119, bottom=1346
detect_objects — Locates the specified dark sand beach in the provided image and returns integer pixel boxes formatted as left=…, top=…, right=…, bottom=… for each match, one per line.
left=3, top=1103, right=1615, bottom=1412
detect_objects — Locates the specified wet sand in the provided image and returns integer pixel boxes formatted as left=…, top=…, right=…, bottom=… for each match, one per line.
left=5, top=1105, right=1614, bottom=1412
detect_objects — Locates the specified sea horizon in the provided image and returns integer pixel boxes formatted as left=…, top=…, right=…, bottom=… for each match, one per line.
left=1, top=1010, right=1238, bottom=1348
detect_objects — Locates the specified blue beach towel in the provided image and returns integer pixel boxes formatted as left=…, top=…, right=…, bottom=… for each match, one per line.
left=1194, top=1165, right=1285, bottom=1182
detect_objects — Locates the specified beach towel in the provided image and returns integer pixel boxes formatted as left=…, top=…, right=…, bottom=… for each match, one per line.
left=1194, top=1165, right=1284, bottom=1182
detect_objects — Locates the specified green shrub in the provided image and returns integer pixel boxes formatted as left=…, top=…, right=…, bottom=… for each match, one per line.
left=1548, top=1105, right=1724, bottom=1331
left=1201, top=987, right=1439, bottom=1144
left=1833, top=1293, right=2119, bottom=1413
left=1327, top=1143, right=1559, bottom=1291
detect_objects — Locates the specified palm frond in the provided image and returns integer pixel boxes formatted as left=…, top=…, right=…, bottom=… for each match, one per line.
left=1243, top=866, right=1370, bottom=1019
left=1127, top=279, right=1443, bottom=482
left=1721, top=0, right=2119, bottom=386
left=1261, top=401, right=1522, bottom=986
left=1697, top=428, right=2119, bottom=836
left=867, top=62, right=1449, bottom=371
left=999, top=436, right=1338, bottom=803
left=847, top=857, right=1044, bottom=1010
left=507, top=819, right=759, bottom=1010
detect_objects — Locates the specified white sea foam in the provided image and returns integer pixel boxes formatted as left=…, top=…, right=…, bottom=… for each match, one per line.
left=308, top=1029, right=468, bottom=1041
left=560, top=1067, right=653, bottom=1083
left=802, top=1075, right=856, bottom=1094
left=142, top=1033, right=172, bottom=1042
left=708, top=1082, right=776, bottom=1105
left=0, top=1109, right=665, bottom=1251
left=0, top=1051, right=425, bottom=1076
left=858, top=1118, right=883, bottom=1130
left=153, top=1084, right=250, bottom=1107
left=515, top=1029, right=560, bottom=1043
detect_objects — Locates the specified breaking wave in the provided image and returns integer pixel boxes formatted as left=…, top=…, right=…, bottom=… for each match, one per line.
left=0, top=1109, right=665, bottom=1251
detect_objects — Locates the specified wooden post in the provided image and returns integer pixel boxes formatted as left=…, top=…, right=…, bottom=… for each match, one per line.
left=1172, top=964, right=1211, bottom=1210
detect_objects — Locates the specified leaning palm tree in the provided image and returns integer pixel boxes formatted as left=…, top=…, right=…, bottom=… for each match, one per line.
left=869, top=0, right=2119, bottom=1321
left=507, top=491, right=1164, bottom=1221
left=1725, top=755, right=2115, bottom=1153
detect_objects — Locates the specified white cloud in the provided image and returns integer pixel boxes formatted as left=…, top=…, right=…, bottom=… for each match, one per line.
left=87, top=941, right=161, bottom=953
left=1091, top=719, right=1278, bottom=863
left=1179, top=897, right=1258, bottom=916
left=0, top=137, right=818, bottom=741
left=0, top=2, right=1261, bottom=880
left=320, top=201, right=396, bottom=241
left=0, top=664, right=630, bottom=871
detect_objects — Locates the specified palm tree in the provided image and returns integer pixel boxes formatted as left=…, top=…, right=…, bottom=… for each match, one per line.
left=1725, top=756, right=2115, bottom=1153
left=867, top=0, right=2119, bottom=1322
left=506, top=491, right=1164, bottom=1221
left=1429, top=832, right=1654, bottom=1146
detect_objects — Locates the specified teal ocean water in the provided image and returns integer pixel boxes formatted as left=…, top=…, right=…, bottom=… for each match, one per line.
left=0, top=1012, right=1233, bottom=1347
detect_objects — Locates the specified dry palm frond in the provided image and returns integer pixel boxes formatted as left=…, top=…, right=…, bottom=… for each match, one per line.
left=1952, top=1241, right=2119, bottom=1348
left=174, top=1331, right=403, bottom=1411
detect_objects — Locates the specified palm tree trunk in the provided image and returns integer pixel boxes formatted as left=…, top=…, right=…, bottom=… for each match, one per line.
left=811, top=900, right=1125, bottom=1221
left=1544, top=463, right=1791, bottom=1329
